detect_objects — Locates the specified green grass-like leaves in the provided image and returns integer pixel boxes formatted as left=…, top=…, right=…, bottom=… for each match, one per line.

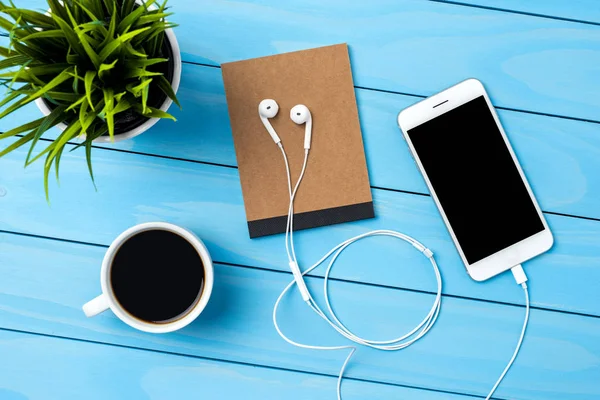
left=0, top=0, right=179, bottom=200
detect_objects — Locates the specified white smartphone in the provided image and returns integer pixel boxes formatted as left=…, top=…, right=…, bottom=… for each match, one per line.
left=397, top=78, right=553, bottom=281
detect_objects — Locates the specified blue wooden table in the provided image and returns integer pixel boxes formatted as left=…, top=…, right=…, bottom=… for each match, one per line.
left=1, top=1, right=599, bottom=399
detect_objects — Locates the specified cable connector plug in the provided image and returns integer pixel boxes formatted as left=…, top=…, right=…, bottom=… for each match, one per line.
left=412, top=242, right=433, bottom=258
left=289, top=261, right=311, bottom=302
left=511, top=264, right=528, bottom=286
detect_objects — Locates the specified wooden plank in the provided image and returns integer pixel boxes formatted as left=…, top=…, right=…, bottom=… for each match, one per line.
left=0, top=134, right=598, bottom=319
left=173, top=0, right=600, bottom=122
left=10, top=0, right=600, bottom=121
left=457, top=0, right=600, bottom=25
left=0, top=330, right=471, bottom=400
left=3, top=64, right=600, bottom=220
left=7, top=0, right=600, bottom=25
left=1, top=233, right=599, bottom=399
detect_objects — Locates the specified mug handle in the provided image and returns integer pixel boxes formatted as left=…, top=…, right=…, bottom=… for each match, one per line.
left=83, top=294, right=109, bottom=317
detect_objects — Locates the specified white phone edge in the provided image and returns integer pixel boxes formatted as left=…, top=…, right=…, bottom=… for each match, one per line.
left=397, top=78, right=553, bottom=281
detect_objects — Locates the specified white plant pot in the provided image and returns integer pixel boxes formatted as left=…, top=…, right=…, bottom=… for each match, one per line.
left=35, top=27, right=182, bottom=143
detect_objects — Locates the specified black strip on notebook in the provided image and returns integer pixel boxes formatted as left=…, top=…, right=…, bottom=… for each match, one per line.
left=248, top=202, right=375, bottom=238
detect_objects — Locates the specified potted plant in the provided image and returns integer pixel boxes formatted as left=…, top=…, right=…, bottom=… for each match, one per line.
left=0, top=0, right=181, bottom=199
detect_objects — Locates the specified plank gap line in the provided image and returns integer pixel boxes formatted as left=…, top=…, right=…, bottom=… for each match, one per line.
left=6, top=134, right=600, bottom=225
left=0, top=325, right=501, bottom=400
left=1, top=229, right=599, bottom=319
left=180, top=61, right=600, bottom=126
left=426, top=0, right=600, bottom=27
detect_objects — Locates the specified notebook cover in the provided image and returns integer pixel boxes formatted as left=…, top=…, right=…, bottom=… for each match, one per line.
left=222, top=44, right=374, bottom=238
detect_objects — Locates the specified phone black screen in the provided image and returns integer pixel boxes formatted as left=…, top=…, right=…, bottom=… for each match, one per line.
left=407, top=96, right=544, bottom=264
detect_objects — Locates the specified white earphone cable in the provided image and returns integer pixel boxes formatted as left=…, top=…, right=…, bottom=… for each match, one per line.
left=272, top=132, right=530, bottom=400
left=273, top=144, right=443, bottom=399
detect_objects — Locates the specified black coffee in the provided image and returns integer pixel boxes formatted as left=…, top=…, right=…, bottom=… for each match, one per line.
left=110, top=229, right=205, bottom=323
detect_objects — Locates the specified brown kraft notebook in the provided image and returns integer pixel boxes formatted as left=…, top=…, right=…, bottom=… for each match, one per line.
left=222, top=44, right=374, bottom=238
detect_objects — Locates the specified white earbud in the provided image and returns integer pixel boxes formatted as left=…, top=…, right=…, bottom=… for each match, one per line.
left=290, top=104, right=312, bottom=150
left=258, top=99, right=281, bottom=144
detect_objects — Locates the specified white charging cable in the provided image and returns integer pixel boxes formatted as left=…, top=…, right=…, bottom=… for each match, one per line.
left=484, top=264, right=530, bottom=400
left=273, top=145, right=443, bottom=399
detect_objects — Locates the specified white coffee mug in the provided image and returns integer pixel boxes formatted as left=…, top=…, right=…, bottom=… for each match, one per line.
left=82, top=222, right=214, bottom=333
